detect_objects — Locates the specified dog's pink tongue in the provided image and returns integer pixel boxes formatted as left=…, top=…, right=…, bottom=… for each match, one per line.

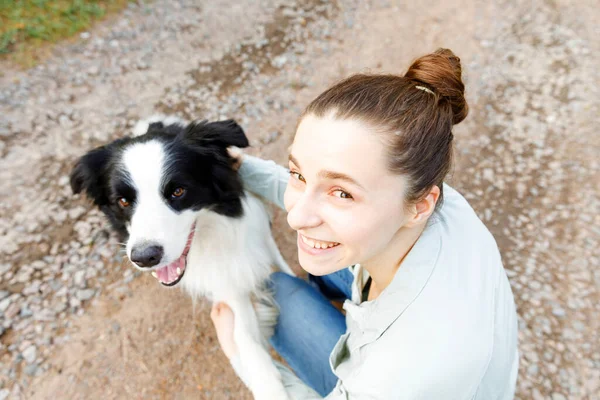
left=155, top=264, right=171, bottom=283
left=155, top=255, right=185, bottom=284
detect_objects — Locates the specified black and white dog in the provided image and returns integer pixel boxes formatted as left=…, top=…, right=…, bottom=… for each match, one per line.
left=70, top=116, right=292, bottom=399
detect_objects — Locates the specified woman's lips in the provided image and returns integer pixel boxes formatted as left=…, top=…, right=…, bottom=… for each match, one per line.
left=297, top=234, right=340, bottom=256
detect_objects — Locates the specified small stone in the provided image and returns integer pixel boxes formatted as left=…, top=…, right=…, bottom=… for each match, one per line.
left=551, top=393, right=566, bottom=400
left=54, top=301, right=67, bottom=313
left=73, top=270, right=87, bottom=288
left=58, top=175, right=69, bottom=186
left=20, top=306, right=33, bottom=318
left=69, top=297, right=81, bottom=308
left=33, top=309, right=56, bottom=321
left=80, top=32, right=91, bottom=39
left=5, top=302, right=20, bottom=319
left=76, top=289, right=95, bottom=301
left=0, top=297, right=12, bottom=313
left=271, top=55, right=288, bottom=68
left=552, top=306, right=566, bottom=317
left=58, top=115, right=72, bottom=128
left=88, top=65, right=100, bottom=76
left=69, top=206, right=86, bottom=220
left=527, top=363, right=538, bottom=375
left=22, top=345, right=37, bottom=363
left=23, top=363, right=39, bottom=376
left=0, top=264, right=11, bottom=274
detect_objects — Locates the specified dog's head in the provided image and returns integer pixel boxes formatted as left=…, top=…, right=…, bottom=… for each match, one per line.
left=70, top=117, right=249, bottom=286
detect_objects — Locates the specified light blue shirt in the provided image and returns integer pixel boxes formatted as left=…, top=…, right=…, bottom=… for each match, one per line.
left=239, top=155, right=519, bottom=399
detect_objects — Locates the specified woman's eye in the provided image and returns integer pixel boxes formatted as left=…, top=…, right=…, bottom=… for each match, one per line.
left=332, top=190, right=353, bottom=199
left=289, top=171, right=306, bottom=183
left=118, top=197, right=130, bottom=208
left=171, top=187, right=186, bottom=198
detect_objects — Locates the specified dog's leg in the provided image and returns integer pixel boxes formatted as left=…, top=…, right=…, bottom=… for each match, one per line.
left=227, top=296, right=289, bottom=400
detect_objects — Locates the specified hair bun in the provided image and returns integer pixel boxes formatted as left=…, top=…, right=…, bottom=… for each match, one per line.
left=404, top=48, right=468, bottom=125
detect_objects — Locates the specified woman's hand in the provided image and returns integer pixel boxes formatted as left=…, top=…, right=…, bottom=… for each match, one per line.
left=227, top=146, right=244, bottom=171
left=210, top=302, right=239, bottom=359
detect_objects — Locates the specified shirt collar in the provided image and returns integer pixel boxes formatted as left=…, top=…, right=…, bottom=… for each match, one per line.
left=344, top=217, right=442, bottom=345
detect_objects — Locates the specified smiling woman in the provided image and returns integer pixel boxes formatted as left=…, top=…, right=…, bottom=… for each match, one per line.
left=213, top=49, right=519, bottom=399
left=285, top=115, right=416, bottom=280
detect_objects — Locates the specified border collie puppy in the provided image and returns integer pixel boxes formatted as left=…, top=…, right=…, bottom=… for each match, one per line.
left=70, top=116, right=293, bottom=399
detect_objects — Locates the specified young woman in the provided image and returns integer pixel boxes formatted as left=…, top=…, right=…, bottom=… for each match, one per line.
left=211, top=49, right=519, bottom=399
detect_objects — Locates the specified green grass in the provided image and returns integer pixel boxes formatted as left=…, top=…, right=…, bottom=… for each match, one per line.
left=0, top=0, right=133, bottom=67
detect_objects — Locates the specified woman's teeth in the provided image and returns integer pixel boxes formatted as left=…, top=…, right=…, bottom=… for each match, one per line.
left=301, top=235, right=340, bottom=249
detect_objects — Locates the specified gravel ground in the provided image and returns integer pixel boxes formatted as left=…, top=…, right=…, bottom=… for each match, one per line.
left=0, top=0, right=598, bottom=399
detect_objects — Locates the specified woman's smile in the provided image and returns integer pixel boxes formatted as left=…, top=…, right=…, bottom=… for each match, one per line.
left=298, top=233, right=341, bottom=256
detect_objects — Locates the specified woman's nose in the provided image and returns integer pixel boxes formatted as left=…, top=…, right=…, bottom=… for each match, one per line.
left=287, top=192, right=322, bottom=231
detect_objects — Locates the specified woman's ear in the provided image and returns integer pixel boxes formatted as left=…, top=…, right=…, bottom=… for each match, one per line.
left=404, top=185, right=440, bottom=228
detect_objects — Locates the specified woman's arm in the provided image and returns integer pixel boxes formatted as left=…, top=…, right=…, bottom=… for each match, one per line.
left=237, top=154, right=289, bottom=210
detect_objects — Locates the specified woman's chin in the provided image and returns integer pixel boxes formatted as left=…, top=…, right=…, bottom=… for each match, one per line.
left=298, top=255, right=344, bottom=276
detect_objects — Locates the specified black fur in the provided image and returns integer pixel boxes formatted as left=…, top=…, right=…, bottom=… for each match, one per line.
left=70, top=119, right=250, bottom=240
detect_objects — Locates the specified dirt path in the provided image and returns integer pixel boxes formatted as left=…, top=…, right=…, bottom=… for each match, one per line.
left=0, top=0, right=598, bottom=399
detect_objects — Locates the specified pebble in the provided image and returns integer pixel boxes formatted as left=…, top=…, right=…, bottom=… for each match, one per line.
left=73, top=270, right=87, bottom=288
left=22, top=345, right=37, bottom=364
left=0, top=298, right=10, bottom=313
left=76, top=289, right=95, bottom=301
left=23, top=364, right=39, bottom=376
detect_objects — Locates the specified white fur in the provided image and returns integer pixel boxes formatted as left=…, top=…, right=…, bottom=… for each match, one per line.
left=122, top=141, right=197, bottom=265
left=182, top=195, right=294, bottom=399
left=122, top=120, right=294, bottom=399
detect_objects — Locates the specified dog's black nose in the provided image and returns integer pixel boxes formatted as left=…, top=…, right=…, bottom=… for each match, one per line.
left=131, top=244, right=164, bottom=268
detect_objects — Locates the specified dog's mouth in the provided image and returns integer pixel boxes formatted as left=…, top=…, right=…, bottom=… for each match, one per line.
left=151, top=224, right=195, bottom=287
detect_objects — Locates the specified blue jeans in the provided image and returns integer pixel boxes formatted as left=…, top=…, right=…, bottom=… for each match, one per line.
left=269, top=269, right=354, bottom=396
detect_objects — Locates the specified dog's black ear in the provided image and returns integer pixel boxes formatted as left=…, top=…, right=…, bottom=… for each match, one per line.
left=70, top=145, right=113, bottom=206
left=185, top=119, right=249, bottom=149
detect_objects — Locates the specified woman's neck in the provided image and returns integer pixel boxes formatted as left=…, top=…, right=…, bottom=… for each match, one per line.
left=363, top=222, right=426, bottom=300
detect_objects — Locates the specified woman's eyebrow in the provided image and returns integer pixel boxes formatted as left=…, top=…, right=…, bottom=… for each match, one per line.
left=318, top=170, right=365, bottom=190
left=288, top=153, right=301, bottom=167
left=289, top=153, right=365, bottom=190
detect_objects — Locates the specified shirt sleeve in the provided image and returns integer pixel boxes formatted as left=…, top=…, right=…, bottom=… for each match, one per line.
left=237, top=155, right=289, bottom=211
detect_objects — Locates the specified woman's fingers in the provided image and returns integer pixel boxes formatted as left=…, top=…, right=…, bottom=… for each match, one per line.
left=227, top=146, right=244, bottom=171
left=210, top=302, right=239, bottom=359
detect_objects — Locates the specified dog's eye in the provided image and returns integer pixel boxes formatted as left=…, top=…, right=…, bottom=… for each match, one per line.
left=118, top=197, right=130, bottom=208
left=171, top=187, right=186, bottom=198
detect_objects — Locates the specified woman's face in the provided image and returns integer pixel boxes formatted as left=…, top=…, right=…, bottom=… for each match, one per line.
left=284, top=113, right=413, bottom=276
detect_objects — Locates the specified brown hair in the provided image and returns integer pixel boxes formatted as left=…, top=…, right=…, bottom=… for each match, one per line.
left=302, top=48, right=468, bottom=210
